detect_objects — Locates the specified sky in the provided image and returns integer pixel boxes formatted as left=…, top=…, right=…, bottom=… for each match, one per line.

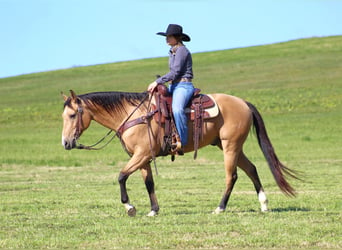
left=1, top=0, right=341, bottom=79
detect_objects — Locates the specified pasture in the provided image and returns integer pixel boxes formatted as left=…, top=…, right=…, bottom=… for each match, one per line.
left=0, top=36, right=341, bottom=249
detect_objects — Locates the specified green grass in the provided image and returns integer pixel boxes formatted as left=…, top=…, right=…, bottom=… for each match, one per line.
left=0, top=36, right=341, bottom=249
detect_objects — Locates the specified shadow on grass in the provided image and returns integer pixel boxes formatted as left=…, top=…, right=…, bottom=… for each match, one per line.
left=270, top=207, right=310, bottom=212
left=228, top=207, right=311, bottom=213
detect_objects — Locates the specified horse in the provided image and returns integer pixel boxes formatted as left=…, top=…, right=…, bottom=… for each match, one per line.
left=61, top=89, right=297, bottom=216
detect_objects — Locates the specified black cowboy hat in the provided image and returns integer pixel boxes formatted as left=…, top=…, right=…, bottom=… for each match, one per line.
left=156, top=24, right=191, bottom=42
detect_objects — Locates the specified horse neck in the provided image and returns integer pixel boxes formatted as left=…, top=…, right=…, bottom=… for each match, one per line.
left=87, top=101, right=146, bottom=132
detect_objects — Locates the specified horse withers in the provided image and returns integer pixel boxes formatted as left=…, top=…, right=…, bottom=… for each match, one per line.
left=61, top=90, right=297, bottom=216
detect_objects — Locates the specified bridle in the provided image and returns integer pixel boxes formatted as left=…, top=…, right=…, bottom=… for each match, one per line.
left=73, top=102, right=116, bottom=150
left=74, top=105, right=84, bottom=141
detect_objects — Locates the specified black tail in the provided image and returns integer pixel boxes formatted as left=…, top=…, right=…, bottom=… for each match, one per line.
left=246, top=101, right=297, bottom=196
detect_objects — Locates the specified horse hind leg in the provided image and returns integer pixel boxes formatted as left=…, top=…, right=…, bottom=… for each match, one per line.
left=237, top=152, right=268, bottom=212
left=213, top=140, right=239, bottom=214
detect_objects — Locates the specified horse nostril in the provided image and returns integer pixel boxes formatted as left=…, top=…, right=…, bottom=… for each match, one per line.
left=63, top=139, right=74, bottom=150
left=62, top=136, right=77, bottom=150
left=64, top=139, right=76, bottom=150
left=64, top=141, right=72, bottom=150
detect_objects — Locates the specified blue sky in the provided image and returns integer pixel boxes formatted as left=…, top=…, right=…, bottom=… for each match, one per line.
left=1, top=0, right=341, bottom=79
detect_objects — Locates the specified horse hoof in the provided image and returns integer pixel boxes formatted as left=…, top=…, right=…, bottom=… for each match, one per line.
left=124, top=204, right=136, bottom=217
left=212, top=207, right=225, bottom=214
left=261, top=206, right=269, bottom=212
left=147, top=210, right=158, bottom=217
left=127, top=207, right=136, bottom=217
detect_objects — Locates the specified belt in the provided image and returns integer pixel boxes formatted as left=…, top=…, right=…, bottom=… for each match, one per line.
left=173, top=78, right=192, bottom=84
left=180, top=78, right=192, bottom=82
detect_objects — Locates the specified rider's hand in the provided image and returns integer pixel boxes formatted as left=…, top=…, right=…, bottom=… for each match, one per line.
left=147, top=81, right=158, bottom=92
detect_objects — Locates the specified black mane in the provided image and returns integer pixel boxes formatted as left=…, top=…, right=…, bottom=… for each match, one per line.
left=79, top=91, right=148, bottom=114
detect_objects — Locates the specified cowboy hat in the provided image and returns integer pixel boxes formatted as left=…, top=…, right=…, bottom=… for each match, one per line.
left=156, top=24, right=191, bottom=42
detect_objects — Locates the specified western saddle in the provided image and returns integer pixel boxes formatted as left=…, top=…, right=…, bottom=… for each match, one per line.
left=152, top=84, right=215, bottom=159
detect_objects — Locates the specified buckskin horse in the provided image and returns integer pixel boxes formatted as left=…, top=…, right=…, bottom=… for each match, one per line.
left=61, top=89, right=297, bottom=216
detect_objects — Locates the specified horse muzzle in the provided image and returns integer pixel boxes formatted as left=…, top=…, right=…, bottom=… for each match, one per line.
left=62, top=136, right=77, bottom=150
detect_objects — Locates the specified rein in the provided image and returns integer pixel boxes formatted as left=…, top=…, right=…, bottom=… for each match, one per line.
left=76, top=129, right=115, bottom=150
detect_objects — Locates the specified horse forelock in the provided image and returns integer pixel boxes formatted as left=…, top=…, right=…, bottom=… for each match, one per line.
left=63, top=97, right=72, bottom=109
left=78, top=91, right=148, bottom=114
left=63, top=96, right=81, bottom=110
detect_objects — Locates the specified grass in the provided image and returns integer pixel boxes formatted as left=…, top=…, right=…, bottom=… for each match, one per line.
left=0, top=36, right=341, bottom=249
left=0, top=160, right=340, bottom=248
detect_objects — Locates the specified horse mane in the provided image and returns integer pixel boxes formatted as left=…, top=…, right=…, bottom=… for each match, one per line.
left=78, top=91, right=148, bottom=114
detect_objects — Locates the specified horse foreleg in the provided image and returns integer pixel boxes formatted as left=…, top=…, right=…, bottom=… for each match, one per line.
left=214, top=140, right=239, bottom=214
left=141, top=164, right=159, bottom=216
left=237, top=152, right=268, bottom=212
left=118, top=172, right=136, bottom=216
left=118, top=153, right=151, bottom=217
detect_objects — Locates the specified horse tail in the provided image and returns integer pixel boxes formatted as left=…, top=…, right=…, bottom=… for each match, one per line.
left=246, top=101, right=297, bottom=196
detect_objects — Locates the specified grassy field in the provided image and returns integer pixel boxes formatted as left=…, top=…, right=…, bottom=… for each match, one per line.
left=0, top=36, right=341, bottom=249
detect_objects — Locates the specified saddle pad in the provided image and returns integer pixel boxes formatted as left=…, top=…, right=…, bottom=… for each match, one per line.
left=186, top=94, right=219, bottom=120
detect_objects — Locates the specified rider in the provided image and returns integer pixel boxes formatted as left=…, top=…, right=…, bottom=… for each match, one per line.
left=147, top=24, right=195, bottom=152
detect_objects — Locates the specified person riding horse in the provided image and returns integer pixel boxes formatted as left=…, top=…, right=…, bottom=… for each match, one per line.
left=61, top=26, right=298, bottom=217
left=148, top=24, right=195, bottom=154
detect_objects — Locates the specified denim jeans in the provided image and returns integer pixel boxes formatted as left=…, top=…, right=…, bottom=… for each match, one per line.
left=168, top=82, right=195, bottom=146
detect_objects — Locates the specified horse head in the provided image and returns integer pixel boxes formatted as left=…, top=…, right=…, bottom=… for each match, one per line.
left=61, top=90, right=92, bottom=150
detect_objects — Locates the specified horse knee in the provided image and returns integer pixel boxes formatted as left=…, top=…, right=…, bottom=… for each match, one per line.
left=118, top=172, right=128, bottom=184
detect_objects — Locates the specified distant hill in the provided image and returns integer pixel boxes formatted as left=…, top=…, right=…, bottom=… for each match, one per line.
left=0, top=36, right=341, bottom=166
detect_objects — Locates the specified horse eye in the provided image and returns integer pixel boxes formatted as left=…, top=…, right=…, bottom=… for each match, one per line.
left=69, top=114, right=76, bottom=119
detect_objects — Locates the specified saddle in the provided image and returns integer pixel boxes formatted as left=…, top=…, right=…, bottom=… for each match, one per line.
left=152, top=84, right=218, bottom=159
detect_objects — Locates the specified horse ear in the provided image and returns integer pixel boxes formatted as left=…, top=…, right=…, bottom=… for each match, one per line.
left=70, top=90, right=77, bottom=101
left=61, top=91, right=68, bottom=101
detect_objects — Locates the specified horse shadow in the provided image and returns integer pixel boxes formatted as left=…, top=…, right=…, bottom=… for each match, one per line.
left=172, top=207, right=311, bottom=215
left=270, top=207, right=310, bottom=212
left=228, top=206, right=311, bottom=214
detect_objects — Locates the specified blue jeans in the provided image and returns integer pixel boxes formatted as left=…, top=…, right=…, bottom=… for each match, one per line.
left=168, top=82, right=195, bottom=146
